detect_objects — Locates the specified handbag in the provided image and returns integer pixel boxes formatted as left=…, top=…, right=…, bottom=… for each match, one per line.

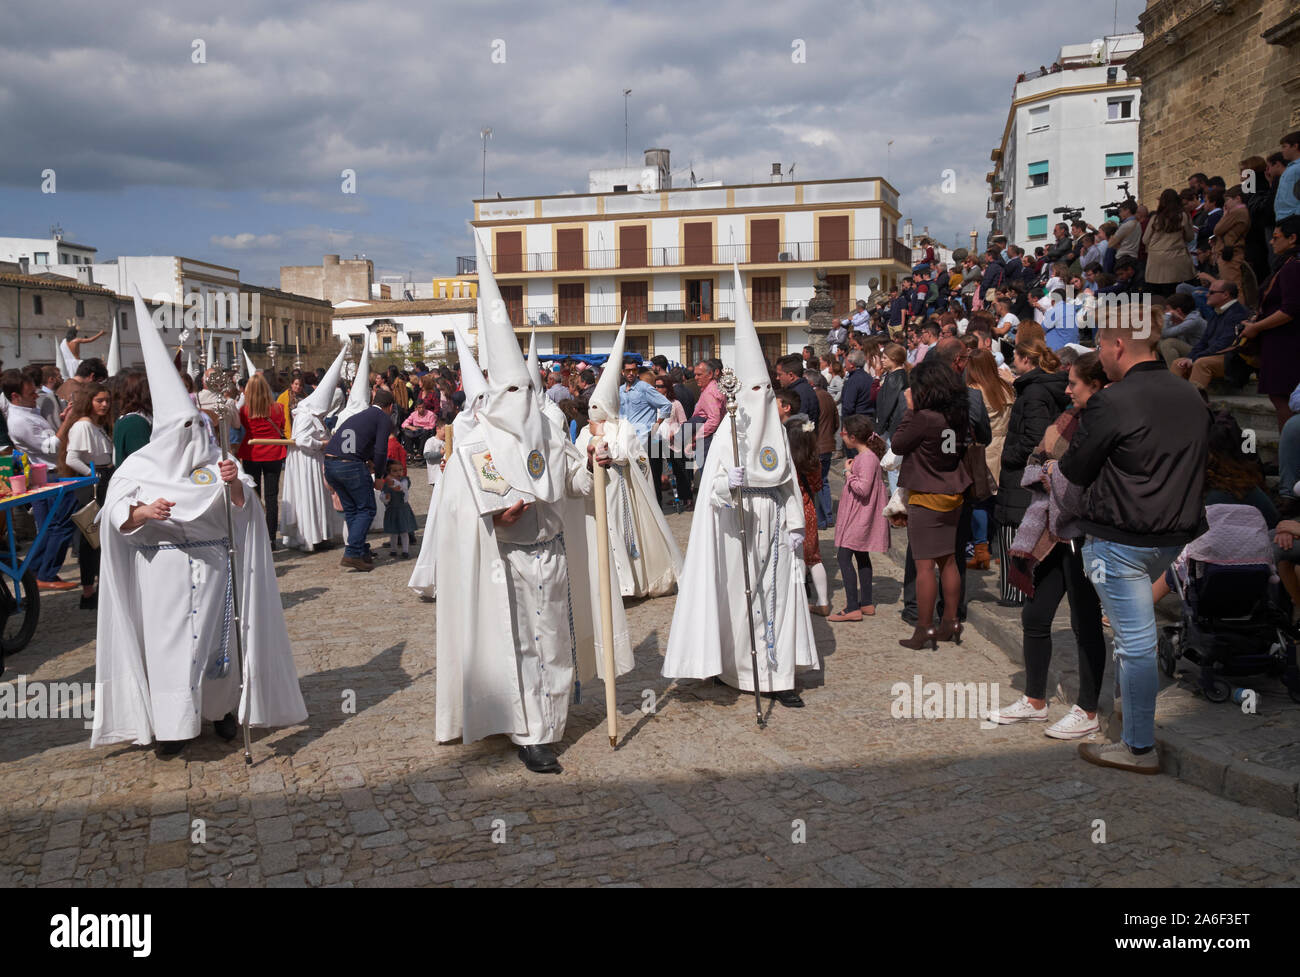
left=71, top=499, right=100, bottom=549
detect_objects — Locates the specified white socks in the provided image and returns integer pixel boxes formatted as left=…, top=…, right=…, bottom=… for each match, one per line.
left=809, top=562, right=829, bottom=607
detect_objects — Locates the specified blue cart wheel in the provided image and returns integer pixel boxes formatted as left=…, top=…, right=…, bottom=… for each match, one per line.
left=0, top=569, right=40, bottom=655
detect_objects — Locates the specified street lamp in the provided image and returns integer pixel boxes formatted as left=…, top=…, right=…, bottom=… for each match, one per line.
left=480, top=127, right=492, bottom=198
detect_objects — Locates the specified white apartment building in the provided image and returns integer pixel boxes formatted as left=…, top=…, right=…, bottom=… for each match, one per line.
left=0, top=234, right=97, bottom=270
left=460, top=150, right=911, bottom=366
left=988, top=33, right=1142, bottom=248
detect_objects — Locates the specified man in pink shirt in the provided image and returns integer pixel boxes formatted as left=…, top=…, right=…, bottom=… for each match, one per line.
left=687, top=358, right=724, bottom=476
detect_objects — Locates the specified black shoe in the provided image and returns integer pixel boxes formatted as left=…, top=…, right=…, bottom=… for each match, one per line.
left=270, top=539, right=283, bottom=552
left=79, top=592, right=98, bottom=611
left=996, top=598, right=1023, bottom=608
left=900, top=611, right=918, bottom=626
left=766, top=689, right=805, bottom=708
left=361, top=551, right=376, bottom=564
left=157, top=740, right=187, bottom=757
left=517, top=744, right=562, bottom=774
left=213, top=712, right=239, bottom=741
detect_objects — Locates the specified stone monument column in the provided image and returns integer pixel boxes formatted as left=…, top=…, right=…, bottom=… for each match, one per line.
left=804, top=268, right=835, bottom=359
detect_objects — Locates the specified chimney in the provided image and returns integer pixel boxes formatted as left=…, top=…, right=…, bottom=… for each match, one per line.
left=770, top=163, right=782, bottom=183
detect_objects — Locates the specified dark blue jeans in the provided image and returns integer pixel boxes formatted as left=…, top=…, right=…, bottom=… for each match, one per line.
left=30, top=489, right=79, bottom=582
left=323, top=458, right=375, bottom=559
left=814, top=453, right=832, bottom=528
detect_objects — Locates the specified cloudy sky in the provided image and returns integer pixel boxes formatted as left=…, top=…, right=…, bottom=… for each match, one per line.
left=0, top=0, right=1146, bottom=288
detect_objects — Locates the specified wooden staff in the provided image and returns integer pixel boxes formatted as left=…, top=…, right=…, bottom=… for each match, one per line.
left=246, top=438, right=294, bottom=446
left=592, top=436, right=618, bottom=748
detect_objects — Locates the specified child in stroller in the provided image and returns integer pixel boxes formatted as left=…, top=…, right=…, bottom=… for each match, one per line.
left=1157, top=503, right=1300, bottom=703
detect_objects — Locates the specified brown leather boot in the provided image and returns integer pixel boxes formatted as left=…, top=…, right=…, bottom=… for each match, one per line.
left=966, top=542, right=991, bottom=570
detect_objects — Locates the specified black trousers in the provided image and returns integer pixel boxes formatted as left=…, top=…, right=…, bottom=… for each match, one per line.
left=837, top=547, right=874, bottom=608
left=646, top=435, right=664, bottom=509
left=998, top=521, right=1024, bottom=605
left=903, top=498, right=973, bottom=621
left=1022, top=543, right=1107, bottom=712
left=78, top=466, right=113, bottom=589
left=244, top=458, right=283, bottom=538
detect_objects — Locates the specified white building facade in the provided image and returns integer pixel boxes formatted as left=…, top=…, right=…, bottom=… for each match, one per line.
left=332, top=298, right=477, bottom=366
left=0, top=235, right=97, bottom=270
left=988, top=34, right=1142, bottom=248
left=461, top=152, right=910, bottom=366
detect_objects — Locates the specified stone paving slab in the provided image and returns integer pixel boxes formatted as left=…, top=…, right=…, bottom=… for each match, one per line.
left=1, top=469, right=1299, bottom=886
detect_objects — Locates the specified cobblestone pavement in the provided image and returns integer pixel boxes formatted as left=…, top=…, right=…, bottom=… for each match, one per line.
left=3, top=472, right=1300, bottom=888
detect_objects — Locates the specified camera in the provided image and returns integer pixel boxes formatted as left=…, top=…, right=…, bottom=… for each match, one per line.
left=1053, top=205, right=1084, bottom=224
left=1101, top=181, right=1134, bottom=220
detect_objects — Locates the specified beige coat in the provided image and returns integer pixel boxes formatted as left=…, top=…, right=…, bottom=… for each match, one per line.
left=984, top=403, right=1012, bottom=484
left=1142, top=212, right=1196, bottom=284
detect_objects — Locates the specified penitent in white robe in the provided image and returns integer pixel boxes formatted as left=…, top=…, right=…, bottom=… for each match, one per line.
left=574, top=418, right=682, bottom=598
left=91, top=465, right=308, bottom=746
left=433, top=412, right=633, bottom=746
left=661, top=414, right=819, bottom=693
left=280, top=406, right=345, bottom=551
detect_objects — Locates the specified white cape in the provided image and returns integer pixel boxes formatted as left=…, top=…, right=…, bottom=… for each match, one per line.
left=91, top=466, right=308, bottom=746
left=661, top=414, right=818, bottom=692
left=574, top=418, right=682, bottom=598
left=407, top=476, right=441, bottom=599
left=280, top=407, right=345, bottom=550
left=433, top=411, right=633, bottom=744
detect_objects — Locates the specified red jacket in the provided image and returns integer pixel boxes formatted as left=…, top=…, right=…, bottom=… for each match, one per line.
left=238, top=404, right=287, bottom=462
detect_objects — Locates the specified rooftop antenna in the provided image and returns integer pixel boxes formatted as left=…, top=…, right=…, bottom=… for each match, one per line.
left=1113, top=0, right=1118, bottom=36
left=480, top=127, right=493, bottom=199
left=787, top=162, right=796, bottom=183
left=623, top=89, right=632, bottom=166
left=50, top=223, right=64, bottom=240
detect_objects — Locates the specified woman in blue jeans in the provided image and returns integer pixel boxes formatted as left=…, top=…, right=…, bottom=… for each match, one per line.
left=964, top=350, right=1013, bottom=570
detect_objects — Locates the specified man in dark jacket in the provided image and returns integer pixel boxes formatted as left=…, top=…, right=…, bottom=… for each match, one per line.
left=1061, top=316, right=1210, bottom=775
left=776, top=354, right=818, bottom=426
left=839, top=350, right=875, bottom=444
left=902, top=339, right=992, bottom=624
left=980, top=249, right=1005, bottom=300
left=808, top=371, right=839, bottom=529
left=1046, top=222, right=1073, bottom=264
left=1170, top=280, right=1252, bottom=389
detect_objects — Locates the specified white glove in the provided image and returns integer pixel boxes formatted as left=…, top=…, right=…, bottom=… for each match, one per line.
left=728, top=466, right=745, bottom=489
left=594, top=444, right=612, bottom=467
left=789, top=532, right=805, bottom=553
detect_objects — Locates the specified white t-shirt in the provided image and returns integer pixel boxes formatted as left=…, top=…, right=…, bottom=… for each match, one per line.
left=66, top=418, right=114, bottom=474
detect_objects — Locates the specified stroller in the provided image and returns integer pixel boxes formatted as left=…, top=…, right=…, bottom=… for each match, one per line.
left=1158, top=504, right=1300, bottom=704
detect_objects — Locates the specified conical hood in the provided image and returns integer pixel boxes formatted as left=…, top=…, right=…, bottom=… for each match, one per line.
left=589, top=313, right=627, bottom=423
left=53, top=336, right=63, bottom=378
left=452, top=318, right=486, bottom=402
left=59, top=338, right=79, bottom=378
left=472, top=228, right=565, bottom=502
left=728, top=264, right=789, bottom=488
left=185, top=349, right=196, bottom=382
left=475, top=229, right=528, bottom=386
left=205, top=330, right=215, bottom=371
left=731, top=263, right=770, bottom=387
left=242, top=348, right=257, bottom=379
left=301, top=343, right=347, bottom=413
left=132, top=286, right=199, bottom=429
left=336, top=331, right=372, bottom=426
left=107, top=317, right=122, bottom=376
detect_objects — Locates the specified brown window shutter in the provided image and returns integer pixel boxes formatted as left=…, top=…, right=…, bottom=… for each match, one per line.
left=557, top=229, right=584, bottom=271
left=751, top=276, right=781, bottom=321
left=818, top=216, right=849, bottom=261
left=750, top=219, right=779, bottom=263
left=684, top=223, right=712, bottom=265
left=618, top=226, right=647, bottom=268
left=495, top=231, right=522, bottom=274
left=621, top=281, right=648, bottom=323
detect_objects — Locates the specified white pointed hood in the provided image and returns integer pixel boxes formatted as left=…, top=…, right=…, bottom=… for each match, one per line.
left=123, top=286, right=220, bottom=520
left=205, top=330, right=216, bottom=372
left=59, top=338, right=79, bottom=378
left=242, top=349, right=258, bottom=380
left=472, top=228, right=566, bottom=502
left=335, top=333, right=372, bottom=427
left=729, top=264, right=790, bottom=487
left=452, top=318, right=486, bottom=404
left=299, top=344, right=348, bottom=415
left=53, top=337, right=64, bottom=379
left=589, top=313, right=627, bottom=423
left=107, top=318, right=122, bottom=376
left=185, top=349, right=196, bottom=382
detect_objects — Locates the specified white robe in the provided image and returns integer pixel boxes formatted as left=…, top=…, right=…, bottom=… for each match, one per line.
left=407, top=476, right=441, bottom=600
left=280, top=407, right=344, bottom=551
left=574, top=418, right=682, bottom=598
left=661, top=414, right=819, bottom=692
left=433, top=412, right=633, bottom=745
left=91, top=465, right=308, bottom=746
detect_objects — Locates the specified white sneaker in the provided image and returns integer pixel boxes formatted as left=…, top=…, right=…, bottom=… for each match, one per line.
left=988, top=695, right=1049, bottom=725
left=1045, top=705, right=1100, bottom=740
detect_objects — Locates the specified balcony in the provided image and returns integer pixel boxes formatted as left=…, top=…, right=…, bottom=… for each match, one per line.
left=508, top=299, right=828, bottom=328
left=457, top=238, right=911, bottom=276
